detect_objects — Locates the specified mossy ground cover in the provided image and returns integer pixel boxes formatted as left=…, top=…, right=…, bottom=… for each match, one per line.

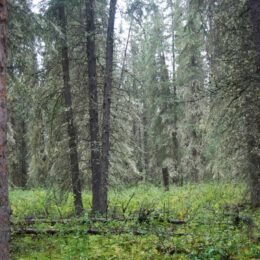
left=11, top=182, right=260, bottom=259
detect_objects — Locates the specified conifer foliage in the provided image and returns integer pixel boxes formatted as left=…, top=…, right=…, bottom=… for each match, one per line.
left=0, top=0, right=260, bottom=257
left=1, top=2, right=260, bottom=256
left=5, top=0, right=260, bottom=208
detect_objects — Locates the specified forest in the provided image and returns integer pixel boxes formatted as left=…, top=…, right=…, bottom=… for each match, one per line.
left=0, top=0, right=259, bottom=259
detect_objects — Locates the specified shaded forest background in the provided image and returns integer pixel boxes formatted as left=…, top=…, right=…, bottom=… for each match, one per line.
left=0, top=0, right=259, bottom=258
left=6, top=0, right=260, bottom=212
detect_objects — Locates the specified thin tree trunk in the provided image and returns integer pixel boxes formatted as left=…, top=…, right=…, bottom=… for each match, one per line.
left=190, top=95, right=200, bottom=183
left=0, top=1, right=10, bottom=258
left=100, top=0, right=117, bottom=214
left=118, top=18, right=132, bottom=89
left=137, top=123, right=143, bottom=173
left=10, top=115, right=18, bottom=187
left=247, top=0, right=260, bottom=208
left=172, top=53, right=179, bottom=176
left=142, top=107, right=149, bottom=179
left=170, top=0, right=180, bottom=181
left=85, top=0, right=102, bottom=214
left=58, top=5, right=83, bottom=216
left=19, top=120, right=27, bottom=188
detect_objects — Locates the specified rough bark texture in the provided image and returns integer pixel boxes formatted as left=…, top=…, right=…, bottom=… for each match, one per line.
left=245, top=94, right=260, bottom=208
left=86, top=0, right=102, bottom=214
left=249, top=0, right=260, bottom=72
left=100, top=0, right=117, bottom=214
left=58, top=5, right=83, bottom=216
left=0, top=0, right=10, bottom=258
left=247, top=0, right=260, bottom=208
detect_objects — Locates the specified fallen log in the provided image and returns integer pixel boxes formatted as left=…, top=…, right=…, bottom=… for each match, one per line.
left=12, top=217, right=186, bottom=226
left=12, top=228, right=188, bottom=237
left=13, top=228, right=135, bottom=236
left=168, top=219, right=186, bottom=225
left=11, top=217, right=125, bottom=226
left=13, top=228, right=111, bottom=236
left=14, top=228, right=59, bottom=236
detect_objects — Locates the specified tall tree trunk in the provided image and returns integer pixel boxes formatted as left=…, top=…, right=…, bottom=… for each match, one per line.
left=58, top=5, right=84, bottom=216
left=170, top=0, right=180, bottom=181
left=0, top=1, right=10, bottom=258
left=100, top=0, right=117, bottom=214
left=185, top=0, right=203, bottom=182
left=85, top=0, right=102, bottom=214
left=247, top=0, right=260, bottom=208
left=189, top=80, right=200, bottom=183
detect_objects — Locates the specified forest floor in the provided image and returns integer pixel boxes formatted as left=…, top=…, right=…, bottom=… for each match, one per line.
left=11, top=182, right=260, bottom=259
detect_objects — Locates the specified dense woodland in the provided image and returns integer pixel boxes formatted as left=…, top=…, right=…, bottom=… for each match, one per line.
left=0, top=0, right=260, bottom=259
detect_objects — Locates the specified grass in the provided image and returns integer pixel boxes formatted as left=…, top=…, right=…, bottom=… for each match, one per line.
left=11, top=182, right=260, bottom=259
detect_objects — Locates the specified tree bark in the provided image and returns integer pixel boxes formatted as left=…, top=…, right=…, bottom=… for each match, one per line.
left=162, top=167, right=169, bottom=192
left=85, top=0, right=102, bottom=214
left=0, top=0, right=10, bottom=258
left=58, top=5, right=83, bottom=216
left=249, top=0, right=260, bottom=72
left=170, top=0, right=180, bottom=180
left=247, top=0, right=260, bottom=208
left=100, top=0, right=117, bottom=214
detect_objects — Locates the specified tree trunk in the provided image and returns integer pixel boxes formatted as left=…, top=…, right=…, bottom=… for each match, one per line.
left=100, top=0, right=117, bottom=215
left=85, top=0, right=102, bottom=214
left=0, top=1, right=10, bottom=258
left=162, top=167, right=169, bottom=192
left=247, top=0, right=260, bottom=208
left=19, top=120, right=27, bottom=188
left=186, top=1, right=203, bottom=182
left=58, top=5, right=84, bottom=216
left=245, top=94, right=260, bottom=208
left=170, top=0, right=180, bottom=182
left=249, top=0, right=260, bottom=72
left=142, top=107, right=149, bottom=180
left=171, top=54, right=179, bottom=176
left=137, top=123, right=143, bottom=173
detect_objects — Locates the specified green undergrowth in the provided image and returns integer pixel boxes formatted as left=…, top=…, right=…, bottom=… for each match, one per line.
left=11, top=182, right=260, bottom=259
